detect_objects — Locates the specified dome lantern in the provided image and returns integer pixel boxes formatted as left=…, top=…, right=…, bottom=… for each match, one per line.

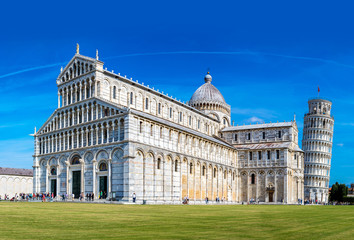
left=204, top=72, right=212, bottom=83
left=189, top=72, right=231, bottom=117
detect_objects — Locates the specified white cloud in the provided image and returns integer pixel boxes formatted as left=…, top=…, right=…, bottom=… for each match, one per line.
left=247, top=116, right=264, bottom=123
left=0, top=123, right=25, bottom=129
left=338, top=123, right=354, bottom=126
left=337, top=143, right=344, bottom=147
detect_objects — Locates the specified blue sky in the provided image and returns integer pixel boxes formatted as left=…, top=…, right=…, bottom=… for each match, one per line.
left=0, top=0, right=353, bottom=185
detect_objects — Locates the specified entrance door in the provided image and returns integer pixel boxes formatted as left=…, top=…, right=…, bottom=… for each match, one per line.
left=51, top=179, right=57, bottom=197
left=99, top=176, right=108, bottom=199
left=72, top=171, right=81, bottom=198
left=269, top=191, right=274, bottom=202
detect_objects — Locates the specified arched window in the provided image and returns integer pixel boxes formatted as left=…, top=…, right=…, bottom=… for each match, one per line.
left=233, top=172, right=235, bottom=180
left=145, top=98, right=149, bottom=110
left=214, top=168, right=217, bottom=178
left=113, top=86, right=116, bottom=99
left=251, top=174, right=255, bottom=184
left=139, top=121, right=143, bottom=133
left=157, top=158, right=161, bottom=169
left=51, top=167, right=57, bottom=176
left=224, top=171, right=227, bottom=179
left=71, top=156, right=80, bottom=165
left=175, top=160, right=178, bottom=172
left=130, top=92, right=134, bottom=104
left=99, top=162, right=107, bottom=171
left=189, top=162, right=193, bottom=174
left=158, top=103, right=161, bottom=114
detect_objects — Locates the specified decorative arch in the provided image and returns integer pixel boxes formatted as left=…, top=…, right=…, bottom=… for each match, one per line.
left=71, top=155, right=81, bottom=165
left=69, top=152, right=81, bottom=161
left=111, top=147, right=124, bottom=162
left=84, top=151, right=94, bottom=163
left=39, top=158, right=47, bottom=167
left=48, top=157, right=57, bottom=166
left=96, top=150, right=109, bottom=161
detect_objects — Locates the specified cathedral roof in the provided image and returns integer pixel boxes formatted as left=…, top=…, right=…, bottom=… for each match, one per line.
left=231, top=142, right=303, bottom=152
left=189, top=73, right=227, bottom=105
left=222, top=122, right=295, bottom=132
left=0, top=167, right=33, bottom=177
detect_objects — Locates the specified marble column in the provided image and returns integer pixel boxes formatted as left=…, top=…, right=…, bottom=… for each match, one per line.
left=92, top=160, right=97, bottom=199
left=57, top=164, right=61, bottom=199
left=108, top=159, right=112, bottom=199
left=80, top=159, right=85, bottom=197
left=79, top=83, right=82, bottom=101
left=45, top=165, right=49, bottom=193
left=81, top=130, right=84, bottom=148
left=247, top=172, right=250, bottom=202
left=76, top=131, right=79, bottom=149
left=112, top=123, right=115, bottom=142
left=256, top=172, right=259, bottom=202
left=275, top=173, right=278, bottom=203
left=90, top=129, right=93, bottom=146
left=65, top=161, right=69, bottom=195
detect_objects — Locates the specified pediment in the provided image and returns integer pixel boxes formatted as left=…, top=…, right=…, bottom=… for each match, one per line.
left=56, top=54, right=102, bottom=85
left=36, top=97, right=128, bottom=136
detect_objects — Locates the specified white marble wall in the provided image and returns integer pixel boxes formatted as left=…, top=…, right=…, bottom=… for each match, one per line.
left=0, top=175, right=33, bottom=198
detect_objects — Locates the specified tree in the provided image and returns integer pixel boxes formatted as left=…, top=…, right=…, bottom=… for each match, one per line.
left=329, top=182, right=348, bottom=203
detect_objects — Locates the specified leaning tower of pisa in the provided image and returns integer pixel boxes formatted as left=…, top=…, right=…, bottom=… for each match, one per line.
left=302, top=98, right=334, bottom=203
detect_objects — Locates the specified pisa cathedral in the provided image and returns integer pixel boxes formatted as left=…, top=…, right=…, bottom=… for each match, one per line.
left=32, top=48, right=307, bottom=204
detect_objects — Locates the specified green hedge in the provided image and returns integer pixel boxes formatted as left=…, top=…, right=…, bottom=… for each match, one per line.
left=343, top=196, right=354, bottom=204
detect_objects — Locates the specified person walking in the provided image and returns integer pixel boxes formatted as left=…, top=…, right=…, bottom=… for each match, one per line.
left=132, top=192, right=136, bottom=203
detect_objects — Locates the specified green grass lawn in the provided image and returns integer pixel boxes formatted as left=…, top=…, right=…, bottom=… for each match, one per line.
left=0, top=202, right=353, bottom=240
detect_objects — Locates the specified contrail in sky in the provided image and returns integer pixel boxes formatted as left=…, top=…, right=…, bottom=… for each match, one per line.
left=0, top=62, right=66, bottom=79
left=1, top=51, right=354, bottom=79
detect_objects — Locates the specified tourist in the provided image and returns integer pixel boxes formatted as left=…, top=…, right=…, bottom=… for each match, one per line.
left=183, top=196, right=189, bottom=205
left=132, top=192, right=136, bottom=203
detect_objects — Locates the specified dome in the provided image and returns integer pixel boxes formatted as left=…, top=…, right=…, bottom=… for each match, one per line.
left=189, top=73, right=226, bottom=105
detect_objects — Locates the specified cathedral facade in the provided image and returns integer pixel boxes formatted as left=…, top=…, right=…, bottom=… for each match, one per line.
left=32, top=49, right=304, bottom=204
